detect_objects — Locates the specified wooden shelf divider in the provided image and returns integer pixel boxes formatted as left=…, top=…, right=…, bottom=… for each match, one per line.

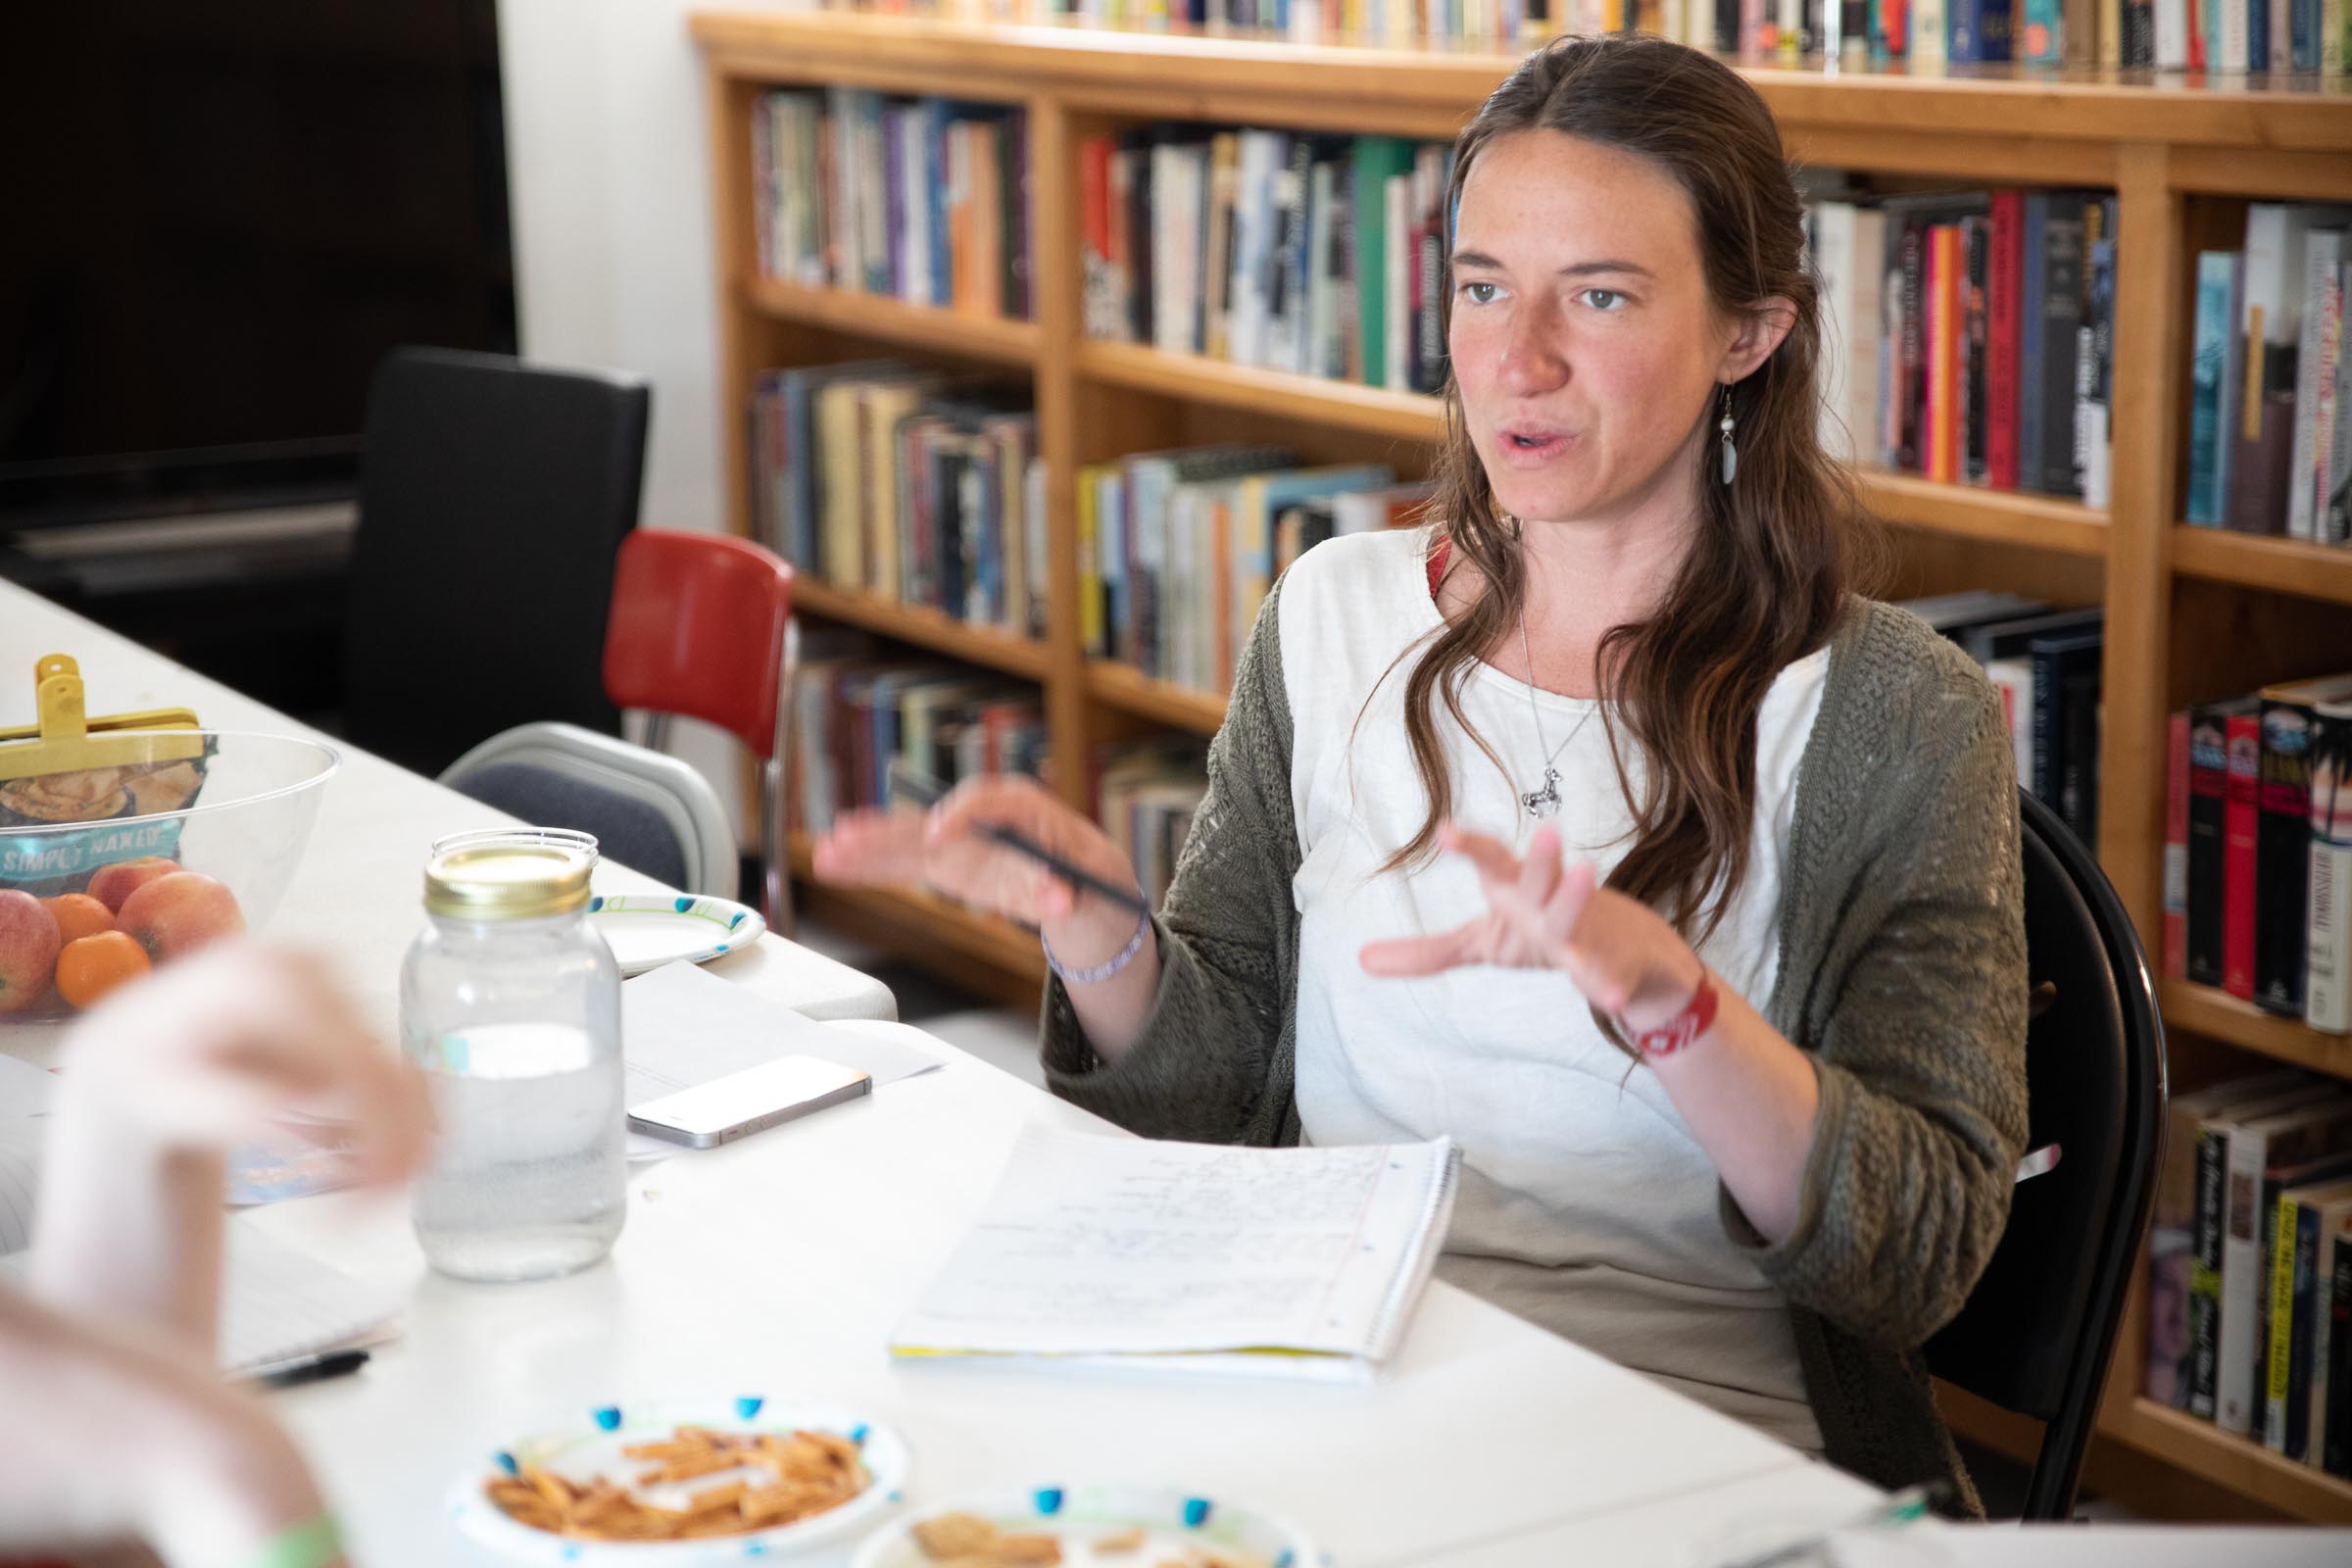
left=744, top=275, right=1041, bottom=365
left=789, top=578, right=1053, bottom=680
left=1084, top=660, right=1230, bottom=737
left=698, top=10, right=2352, bottom=1520
left=2171, top=525, right=2352, bottom=607
left=2157, top=979, right=2352, bottom=1079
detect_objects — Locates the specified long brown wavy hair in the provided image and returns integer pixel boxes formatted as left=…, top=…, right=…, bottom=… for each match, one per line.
left=1393, top=32, right=1879, bottom=951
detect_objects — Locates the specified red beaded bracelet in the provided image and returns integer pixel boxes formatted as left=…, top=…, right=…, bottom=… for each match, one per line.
left=1624, top=973, right=1719, bottom=1058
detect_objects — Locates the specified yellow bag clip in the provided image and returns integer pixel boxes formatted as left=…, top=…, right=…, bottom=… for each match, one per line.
left=0, top=655, right=205, bottom=783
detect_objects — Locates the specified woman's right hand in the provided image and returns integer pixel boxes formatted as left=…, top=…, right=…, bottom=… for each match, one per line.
left=810, top=774, right=1147, bottom=967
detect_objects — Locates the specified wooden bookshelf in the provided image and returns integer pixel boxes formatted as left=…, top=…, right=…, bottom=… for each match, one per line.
left=695, top=11, right=2352, bottom=1521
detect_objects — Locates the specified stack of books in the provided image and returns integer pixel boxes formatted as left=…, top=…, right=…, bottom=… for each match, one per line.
left=2162, top=674, right=2352, bottom=1034
left=2185, top=203, right=2351, bottom=545
left=1807, top=187, right=2119, bottom=506
left=1096, top=744, right=1212, bottom=909
left=753, top=88, right=1033, bottom=318
left=2146, top=1067, right=2352, bottom=1478
left=1078, top=444, right=1431, bottom=693
left=750, top=363, right=1044, bottom=638
left=1897, top=590, right=2105, bottom=849
left=1081, top=126, right=1456, bottom=397
left=791, top=648, right=1049, bottom=837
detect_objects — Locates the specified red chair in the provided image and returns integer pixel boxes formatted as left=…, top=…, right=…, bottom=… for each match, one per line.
left=602, top=529, right=797, bottom=930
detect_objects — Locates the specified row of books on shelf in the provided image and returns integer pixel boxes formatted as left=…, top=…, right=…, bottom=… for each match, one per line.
left=1081, top=127, right=1456, bottom=395
left=2160, top=673, right=2352, bottom=1032
left=2148, top=1068, right=2352, bottom=1478
left=1899, top=591, right=2104, bottom=847
left=1805, top=186, right=2117, bottom=504
left=750, top=362, right=1048, bottom=637
left=788, top=640, right=1210, bottom=906
left=791, top=643, right=1052, bottom=837
left=1078, top=447, right=1434, bottom=690
left=2186, top=204, right=2352, bottom=544
left=753, top=89, right=1036, bottom=320
left=824, top=0, right=2352, bottom=73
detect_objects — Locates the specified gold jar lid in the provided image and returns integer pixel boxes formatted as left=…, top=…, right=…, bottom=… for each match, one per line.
left=424, top=843, right=593, bottom=920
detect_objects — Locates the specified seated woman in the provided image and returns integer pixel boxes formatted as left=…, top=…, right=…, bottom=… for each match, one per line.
left=0, top=946, right=427, bottom=1566
left=816, top=31, right=2026, bottom=1511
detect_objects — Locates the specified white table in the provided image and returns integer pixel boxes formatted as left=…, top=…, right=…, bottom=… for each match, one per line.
left=0, top=582, right=897, bottom=1056
left=4, top=580, right=1843, bottom=1565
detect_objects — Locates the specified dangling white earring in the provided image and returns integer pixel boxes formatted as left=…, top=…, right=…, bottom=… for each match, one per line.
left=1718, top=385, right=1738, bottom=486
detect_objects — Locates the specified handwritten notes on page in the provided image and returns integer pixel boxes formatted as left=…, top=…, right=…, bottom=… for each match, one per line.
left=892, top=1123, right=1458, bottom=1381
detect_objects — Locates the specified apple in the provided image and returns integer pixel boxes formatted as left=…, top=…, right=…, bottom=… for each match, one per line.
left=0, top=889, right=63, bottom=1014
left=116, top=872, right=245, bottom=961
left=86, top=857, right=182, bottom=913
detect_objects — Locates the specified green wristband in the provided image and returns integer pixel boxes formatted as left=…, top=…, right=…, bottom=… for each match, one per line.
left=240, top=1514, right=343, bottom=1568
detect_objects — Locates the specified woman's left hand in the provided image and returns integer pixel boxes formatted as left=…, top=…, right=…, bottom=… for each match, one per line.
left=1358, top=822, right=1705, bottom=1030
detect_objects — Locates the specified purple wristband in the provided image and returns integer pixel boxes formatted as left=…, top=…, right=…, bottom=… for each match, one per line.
left=1042, top=910, right=1151, bottom=987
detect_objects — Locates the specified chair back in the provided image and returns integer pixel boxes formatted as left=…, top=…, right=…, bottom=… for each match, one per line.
left=439, top=721, right=736, bottom=898
left=1926, top=789, right=2167, bottom=1519
left=345, top=347, right=648, bottom=774
left=602, top=529, right=793, bottom=759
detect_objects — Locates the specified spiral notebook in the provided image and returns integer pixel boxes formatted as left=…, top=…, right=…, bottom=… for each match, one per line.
left=891, top=1124, right=1460, bottom=1383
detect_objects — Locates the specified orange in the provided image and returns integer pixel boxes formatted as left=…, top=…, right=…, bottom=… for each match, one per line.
left=55, top=930, right=152, bottom=1009
left=41, top=893, right=114, bottom=946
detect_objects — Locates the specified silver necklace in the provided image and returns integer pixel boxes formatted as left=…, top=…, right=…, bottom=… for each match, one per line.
left=1515, top=606, right=1596, bottom=819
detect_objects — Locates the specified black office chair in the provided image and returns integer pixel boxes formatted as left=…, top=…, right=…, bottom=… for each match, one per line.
left=1926, top=789, right=2167, bottom=1520
left=342, top=346, right=650, bottom=777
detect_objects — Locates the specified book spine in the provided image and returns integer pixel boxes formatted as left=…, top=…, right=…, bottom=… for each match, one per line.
left=2023, top=0, right=2066, bottom=56
left=2188, top=707, right=2231, bottom=987
left=2219, top=1124, right=2273, bottom=1434
left=2226, top=710, right=2263, bottom=1002
left=1988, top=191, right=2023, bottom=490
left=2167, top=710, right=2191, bottom=979
left=2020, top=193, right=2049, bottom=488
left=1949, top=0, right=2016, bottom=55
left=2159, top=0, right=2191, bottom=61
left=2288, top=233, right=2341, bottom=542
left=2079, top=234, right=2117, bottom=510
left=2189, top=252, right=2236, bottom=526
left=2190, top=1126, right=2229, bottom=1418
left=2220, top=253, right=2245, bottom=527
left=1963, top=217, right=1990, bottom=485
left=2313, top=262, right=2344, bottom=546
left=2037, top=206, right=2086, bottom=496
left=2332, top=262, right=2352, bottom=547
left=2257, top=697, right=2320, bottom=1016
left=2031, top=640, right=2066, bottom=809
left=2267, top=1190, right=2302, bottom=1451
left=2288, top=1199, right=2323, bottom=1458
left=2328, top=1233, right=2352, bottom=1477
left=2311, top=706, right=2352, bottom=1035
left=1900, top=218, right=1927, bottom=471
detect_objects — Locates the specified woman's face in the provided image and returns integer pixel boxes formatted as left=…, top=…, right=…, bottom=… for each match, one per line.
left=1447, top=129, right=1736, bottom=530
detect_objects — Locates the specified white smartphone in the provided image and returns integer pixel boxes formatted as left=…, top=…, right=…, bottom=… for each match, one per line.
left=626, top=1055, right=873, bottom=1149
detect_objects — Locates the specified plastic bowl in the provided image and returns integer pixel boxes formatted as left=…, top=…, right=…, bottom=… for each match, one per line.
left=0, top=730, right=339, bottom=1020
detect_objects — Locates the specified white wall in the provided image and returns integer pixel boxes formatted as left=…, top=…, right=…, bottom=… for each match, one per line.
left=498, top=0, right=776, bottom=829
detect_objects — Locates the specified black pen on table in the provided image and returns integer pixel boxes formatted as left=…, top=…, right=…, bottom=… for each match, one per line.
left=886, top=762, right=1151, bottom=920
left=245, top=1348, right=371, bottom=1390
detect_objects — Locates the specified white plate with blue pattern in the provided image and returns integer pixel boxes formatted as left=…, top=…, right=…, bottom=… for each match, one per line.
left=850, top=1483, right=1322, bottom=1568
left=449, top=1395, right=909, bottom=1562
left=589, top=893, right=765, bottom=977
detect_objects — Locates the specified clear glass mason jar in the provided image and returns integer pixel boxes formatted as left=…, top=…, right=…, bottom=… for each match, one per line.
left=403, top=831, right=624, bottom=1282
